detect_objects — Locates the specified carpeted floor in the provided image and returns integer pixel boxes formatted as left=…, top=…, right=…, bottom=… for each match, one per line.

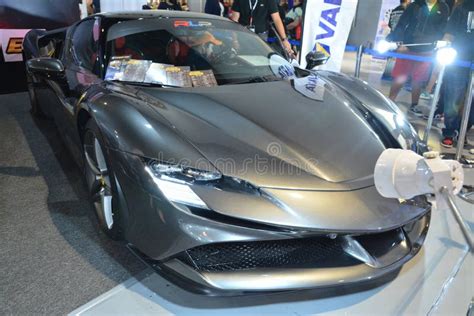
left=0, top=92, right=146, bottom=315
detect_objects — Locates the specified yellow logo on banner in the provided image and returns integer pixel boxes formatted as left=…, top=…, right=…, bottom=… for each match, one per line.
left=6, top=37, right=23, bottom=54
left=315, top=43, right=330, bottom=58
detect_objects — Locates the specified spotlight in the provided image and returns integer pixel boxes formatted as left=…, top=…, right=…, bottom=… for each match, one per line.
left=435, top=40, right=449, bottom=49
left=374, top=149, right=463, bottom=201
left=374, top=149, right=474, bottom=251
left=376, top=40, right=398, bottom=54
left=436, top=47, right=458, bottom=66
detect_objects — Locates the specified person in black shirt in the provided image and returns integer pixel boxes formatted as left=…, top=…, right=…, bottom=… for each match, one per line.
left=440, top=0, right=474, bottom=147
left=387, top=0, right=449, bottom=116
left=230, top=0, right=293, bottom=56
left=91, top=0, right=101, bottom=13
left=445, top=0, right=456, bottom=12
left=158, top=0, right=182, bottom=10
left=205, top=0, right=224, bottom=16
left=389, top=0, right=411, bottom=31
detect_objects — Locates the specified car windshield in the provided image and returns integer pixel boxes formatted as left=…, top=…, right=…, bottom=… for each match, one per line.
left=104, top=18, right=296, bottom=87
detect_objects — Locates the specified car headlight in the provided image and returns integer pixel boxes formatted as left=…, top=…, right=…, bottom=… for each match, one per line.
left=149, top=162, right=222, bottom=182
left=144, top=160, right=221, bottom=209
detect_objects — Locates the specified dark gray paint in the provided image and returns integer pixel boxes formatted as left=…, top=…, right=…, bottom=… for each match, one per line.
left=23, top=11, right=431, bottom=293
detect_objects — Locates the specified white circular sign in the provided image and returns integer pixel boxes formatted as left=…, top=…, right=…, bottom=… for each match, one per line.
left=269, top=54, right=295, bottom=80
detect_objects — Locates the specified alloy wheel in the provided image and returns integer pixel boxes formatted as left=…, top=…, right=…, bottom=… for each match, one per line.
left=83, top=130, right=114, bottom=229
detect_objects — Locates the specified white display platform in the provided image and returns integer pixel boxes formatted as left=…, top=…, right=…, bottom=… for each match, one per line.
left=70, top=171, right=474, bottom=315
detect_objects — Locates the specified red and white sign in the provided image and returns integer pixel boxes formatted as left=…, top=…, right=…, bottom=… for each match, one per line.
left=0, top=29, right=30, bottom=62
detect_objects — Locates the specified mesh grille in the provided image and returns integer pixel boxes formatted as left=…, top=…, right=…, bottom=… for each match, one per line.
left=179, top=237, right=359, bottom=272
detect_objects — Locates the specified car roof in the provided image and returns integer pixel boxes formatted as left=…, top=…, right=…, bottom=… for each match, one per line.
left=95, top=10, right=229, bottom=22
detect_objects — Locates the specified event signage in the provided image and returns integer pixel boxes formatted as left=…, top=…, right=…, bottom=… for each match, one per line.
left=0, top=29, right=31, bottom=62
left=0, top=0, right=80, bottom=93
left=300, top=0, right=359, bottom=71
left=0, top=0, right=81, bottom=63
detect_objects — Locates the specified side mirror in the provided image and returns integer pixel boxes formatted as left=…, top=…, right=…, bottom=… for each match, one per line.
left=305, top=51, right=330, bottom=70
left=26, top=57, right=64, bottom=78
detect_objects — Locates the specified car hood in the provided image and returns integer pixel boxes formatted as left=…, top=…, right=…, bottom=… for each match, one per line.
left=139, top=74, right=394, bottom=191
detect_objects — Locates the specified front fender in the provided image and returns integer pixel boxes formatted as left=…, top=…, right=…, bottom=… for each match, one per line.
left=85, top=86, right=219, bottom=173
left=319, top=71, right=424, bottom=153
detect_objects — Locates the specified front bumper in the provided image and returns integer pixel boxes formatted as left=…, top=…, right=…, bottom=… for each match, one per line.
left=133, top=211, right=430, bottom=294
left=111, top=150, right=431, bottom=293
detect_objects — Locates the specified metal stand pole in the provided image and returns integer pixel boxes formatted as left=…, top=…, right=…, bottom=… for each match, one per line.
left=441, top=187, right=474, bottom=253
left=423, top=65, right=447, bottom=144
left=354, top=45, right=364, bottom=78
left=459, top=185, right=474, bottom=204
left=455, top=68, right=474, bottom=161
left=403, top=42, right=437, bottom=47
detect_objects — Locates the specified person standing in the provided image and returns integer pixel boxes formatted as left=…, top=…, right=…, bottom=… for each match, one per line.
left=181, top=0, right=190, bottom=11
left=445, top=0, right=458, bottom=12
left=421, top=0, right=463, bottom=100
left=389, top=0, right=411, bottom=31
left=205, top=0, right=225, bottom=16
left=440, top=0, right=474, bottom=147
left=278, top=0, right=288, bottom=21
left=387, top=0, right=449, bottom=116
left=285, top=0, right=303, bottom=36
left=283, top=0, right=303, bottom=53
left=230, top=0, right=294, bottom=56
left=158, top=0, right=182, bottom=10
left=92, top=0, right=101, bottom=13
left=85, top=0, right=94, bottom=15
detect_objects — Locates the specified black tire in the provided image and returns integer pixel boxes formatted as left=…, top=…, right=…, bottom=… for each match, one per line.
left=82, top=119, right=123, bottom=240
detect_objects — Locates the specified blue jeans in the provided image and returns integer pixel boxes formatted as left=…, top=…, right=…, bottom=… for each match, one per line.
left=442, top=66, right=473, bottom=138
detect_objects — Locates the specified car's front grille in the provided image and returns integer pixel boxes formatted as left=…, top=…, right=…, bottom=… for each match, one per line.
left=176, top=213, right=430, bottom=274
left=178, top=236, right=360, bottom=272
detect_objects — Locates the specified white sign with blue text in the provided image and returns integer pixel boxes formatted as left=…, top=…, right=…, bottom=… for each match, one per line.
left=300, top=0, right=358, bottom=71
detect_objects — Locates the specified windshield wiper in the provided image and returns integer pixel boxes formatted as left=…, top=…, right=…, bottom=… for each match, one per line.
left=106, top=80, right=181, bottom=88
left=223, top=75, right=279, bottom=85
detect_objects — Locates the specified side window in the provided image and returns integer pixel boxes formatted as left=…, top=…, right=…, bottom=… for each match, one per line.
left=71, top=18, right=101, bottom=72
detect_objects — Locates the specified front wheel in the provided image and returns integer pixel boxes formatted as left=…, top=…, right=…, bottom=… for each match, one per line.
left=82, top=120, right=122, bottom=240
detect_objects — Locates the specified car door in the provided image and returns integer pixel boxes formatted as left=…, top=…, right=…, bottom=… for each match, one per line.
left=55, top=17, right=103, bottom=157
left=31, top=32, right=67, bottom=118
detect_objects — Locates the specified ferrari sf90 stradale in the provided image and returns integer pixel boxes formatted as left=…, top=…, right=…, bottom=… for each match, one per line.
left=24, top=11, right=430, bottom=294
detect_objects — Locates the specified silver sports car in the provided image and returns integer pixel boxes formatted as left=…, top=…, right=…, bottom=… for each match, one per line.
left=24, top=11, right=430, bottom=294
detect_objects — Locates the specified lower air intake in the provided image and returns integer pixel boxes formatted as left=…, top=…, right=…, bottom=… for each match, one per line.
left=179, top=237, right=360, bottom=272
